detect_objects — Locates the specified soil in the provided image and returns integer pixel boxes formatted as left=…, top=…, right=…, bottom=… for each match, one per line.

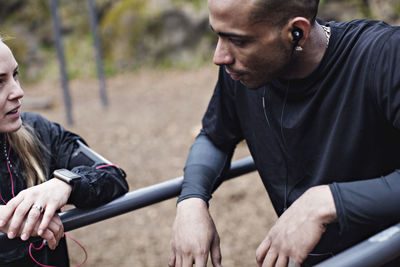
left=22, top=66, right=277, bottom=267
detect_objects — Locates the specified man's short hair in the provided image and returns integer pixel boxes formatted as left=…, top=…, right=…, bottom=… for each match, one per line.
left=250, top=0, right=320, bottom=27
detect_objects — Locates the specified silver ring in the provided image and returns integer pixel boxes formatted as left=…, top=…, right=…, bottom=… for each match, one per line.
left=32, top=204, right=43, bottom=213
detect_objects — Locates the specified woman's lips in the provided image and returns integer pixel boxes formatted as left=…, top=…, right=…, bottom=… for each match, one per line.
left=6, top=106, right=20, bottom=117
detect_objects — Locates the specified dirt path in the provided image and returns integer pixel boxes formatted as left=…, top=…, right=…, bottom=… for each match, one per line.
left=22, top=66, right=277, bottom=266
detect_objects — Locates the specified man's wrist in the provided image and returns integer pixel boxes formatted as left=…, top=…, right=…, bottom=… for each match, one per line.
left=308, top=185, right=337, bottom=224
left=177, top=197, right=208, bottom=210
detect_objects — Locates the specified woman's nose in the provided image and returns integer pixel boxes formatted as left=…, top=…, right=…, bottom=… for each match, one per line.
left=8, top=80, right=24, bottom=101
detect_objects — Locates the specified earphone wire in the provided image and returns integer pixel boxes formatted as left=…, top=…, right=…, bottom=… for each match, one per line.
left=280, top=82, right=290, bottom=149
left=262, top=87, right=289, bottom=211
left=260, top=37, right=300, bottom=211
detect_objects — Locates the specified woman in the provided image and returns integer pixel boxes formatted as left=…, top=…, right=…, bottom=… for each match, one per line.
left=0, top=38, right=129, bottom=266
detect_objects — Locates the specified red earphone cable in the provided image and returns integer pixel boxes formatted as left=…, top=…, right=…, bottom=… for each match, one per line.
left=3, top=135, right=88, bottom=266
left=96, top=164, right=118, bottom=169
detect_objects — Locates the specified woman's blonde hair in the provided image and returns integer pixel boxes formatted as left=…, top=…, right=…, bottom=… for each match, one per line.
left=1, top=36, right=47, bottom=187
left=8, top=124, right=47, bottom=187
left=0, top=34, right=47, bottom=187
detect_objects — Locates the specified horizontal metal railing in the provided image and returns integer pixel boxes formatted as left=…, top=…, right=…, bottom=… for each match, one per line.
left=0, top=156, right=256, bottom=252
left=2, top=155, right=399, bottom=266
left=317, top=223, right=400, bottom=267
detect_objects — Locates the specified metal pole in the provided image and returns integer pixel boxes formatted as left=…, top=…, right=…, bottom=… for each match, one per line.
left=0, top=157, right=256, bottom=251
left=87, top=0, right=108, bottom=107
left=50, top=0, right=74, bottom=125
left=316, top=223, right=400, bottom=267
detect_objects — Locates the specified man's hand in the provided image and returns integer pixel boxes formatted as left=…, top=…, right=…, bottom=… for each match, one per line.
left=169, top=198, right=222, bottom=267
left=256, top=185, right=337, bottom=267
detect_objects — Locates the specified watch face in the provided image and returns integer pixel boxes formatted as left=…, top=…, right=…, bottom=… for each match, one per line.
left=55, top=169, right=81, bottom=179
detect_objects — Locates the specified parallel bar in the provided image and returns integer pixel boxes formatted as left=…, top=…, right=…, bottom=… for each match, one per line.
left=316, top=223, right=400, bottom=267
left=87, top=0, right=108, bottom=107
left=0, top=157, right=256, bottom=251
left=50, top=0, right=74, bottom=125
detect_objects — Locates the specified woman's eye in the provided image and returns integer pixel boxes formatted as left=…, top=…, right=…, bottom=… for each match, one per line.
left=13, top=71, right=19, bottom=78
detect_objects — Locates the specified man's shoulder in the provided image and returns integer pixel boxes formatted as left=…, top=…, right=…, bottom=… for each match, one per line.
left=330, top=19, right=398, bottom=36
left=328, top=19, right=398, bottom=58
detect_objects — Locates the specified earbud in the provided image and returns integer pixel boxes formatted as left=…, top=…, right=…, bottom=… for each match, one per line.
left=292, top=28, right=303, bottom=41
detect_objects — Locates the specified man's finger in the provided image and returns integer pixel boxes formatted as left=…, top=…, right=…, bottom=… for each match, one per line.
left=276, top=255, right=289, bottom=267
left=175, top=254, right=182, bottom=267
left=256, top=237, right=271, bottom=266
left=182, top=254, right=194, bottom=267
left=194, top=255, right=207, bottom=267
left=262, top=249, right=278, bottom=267
left=288, top=258, right=301, bottom=267
left=168, top=247, right=176, bottom=267
left=210, top=233, right=222, bottom=267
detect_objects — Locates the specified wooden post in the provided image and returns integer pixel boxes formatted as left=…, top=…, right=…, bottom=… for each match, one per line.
left=87, top=0, right=108, bottom=108
left=50, top=0, right=74, bottom=124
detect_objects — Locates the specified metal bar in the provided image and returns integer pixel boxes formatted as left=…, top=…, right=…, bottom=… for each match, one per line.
left=49, top=0, right=74, bottom=125
left=316, top=223, right=400, bottom=267
left=87, top=0, right=108, bottom=107
left=0, top=157, right=256, bottom=251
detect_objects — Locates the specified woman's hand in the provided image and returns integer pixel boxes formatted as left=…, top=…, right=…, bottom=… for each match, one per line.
left=0, top=178, right=71, bottom=241
left=0, top=209, right=65, bottom=250
left=33, top=213, right=64, bottom=250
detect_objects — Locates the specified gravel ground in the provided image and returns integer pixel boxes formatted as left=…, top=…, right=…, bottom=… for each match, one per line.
left=22, top=66, right=277, bottom=267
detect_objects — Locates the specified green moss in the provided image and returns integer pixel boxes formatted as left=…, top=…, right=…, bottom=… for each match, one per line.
left=171, top=0, right=206, bottom=10
left=395, top=3, right=400, bottom=16
left=64, top=35, right=96, bottom=80
left=100, top=0, right=154, bottom=71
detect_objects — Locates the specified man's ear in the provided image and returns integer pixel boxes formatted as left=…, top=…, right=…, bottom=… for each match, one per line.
left=284, top=17, right=311, bottom=47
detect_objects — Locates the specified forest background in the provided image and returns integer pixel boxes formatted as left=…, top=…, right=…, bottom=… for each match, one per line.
left=1, top=0, right=400, bottom=266
left=1, top=0, right=399, bottom=83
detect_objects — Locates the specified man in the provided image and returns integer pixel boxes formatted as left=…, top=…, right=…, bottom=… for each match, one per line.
left=169, top=0, right=400, bottom=266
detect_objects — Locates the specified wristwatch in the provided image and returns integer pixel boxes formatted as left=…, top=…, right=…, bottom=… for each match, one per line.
left=53, top=169, right=81, bottom=185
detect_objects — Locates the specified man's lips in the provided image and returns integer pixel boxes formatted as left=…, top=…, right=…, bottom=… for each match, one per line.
left=225, top=68, right=245, bottom=81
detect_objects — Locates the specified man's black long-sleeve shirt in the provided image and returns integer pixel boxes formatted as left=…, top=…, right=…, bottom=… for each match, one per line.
left=180, top=19, right=400, bottom=261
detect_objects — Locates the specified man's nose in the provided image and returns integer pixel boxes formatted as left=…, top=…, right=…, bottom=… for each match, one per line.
left=213, top=39, right=233, bottom=66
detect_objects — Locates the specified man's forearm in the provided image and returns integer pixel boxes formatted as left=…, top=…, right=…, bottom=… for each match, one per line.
left=178, top=130, right=231, bottom=204
left=330, top=170, right=400, bottom=232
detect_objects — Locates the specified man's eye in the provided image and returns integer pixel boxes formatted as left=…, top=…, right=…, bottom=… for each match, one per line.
left=230, top=39, right=246, bottom=46
left=13, top=71, right=19, bottom=78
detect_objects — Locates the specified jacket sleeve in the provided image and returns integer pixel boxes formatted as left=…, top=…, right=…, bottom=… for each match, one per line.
left=22, top=112, right=129, bottom=208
